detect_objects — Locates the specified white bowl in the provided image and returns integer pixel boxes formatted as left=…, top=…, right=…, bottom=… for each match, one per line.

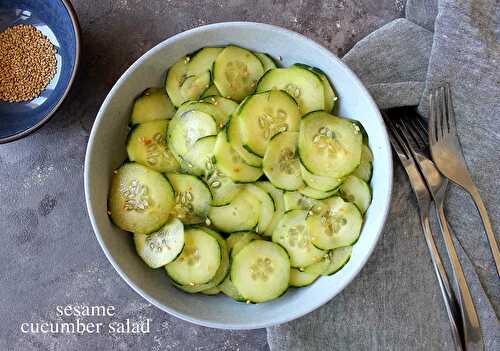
left=84, top=22, right=393, bottom=330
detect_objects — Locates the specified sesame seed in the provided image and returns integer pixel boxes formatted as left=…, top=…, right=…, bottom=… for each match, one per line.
left=0, top=24, right=57, bottom=102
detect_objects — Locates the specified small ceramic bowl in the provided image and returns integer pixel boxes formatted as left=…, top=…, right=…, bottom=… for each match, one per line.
left=85, top=22, right=393, bottom=330
left=0, top=0, right=80, bottom=143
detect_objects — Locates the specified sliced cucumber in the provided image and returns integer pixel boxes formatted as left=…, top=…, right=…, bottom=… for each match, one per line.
left=300, top=163, right=342, bottom=192
left=219, top=275, right=245, bottom=301
left=323, top=246, right=352, bottom=275
left=263, top=131, right=304, bottom=191
left=130, top=88, right=176, bottom=124
left=256, top=181, right=285, bottom=237
left=292, top=64, right=337, bottom=112
left=165, top=228, right=221, bottom=286
left=166, top=173, right=212, bottom=224
left=108, top=163, right=175, bottom=234
left=166, top=48, right=222, bottom=106
left=208, top=189, right=260, bottom=232
left=181, top=135, right=216, bottom=176
left=203, top=162, right=242, bottom=206
left=201, top=286, right=221, bottom=295
left=303, top=246, right=352, bottom=276
left=213, top=46, right=264, bottom=102
left=352, top=144, right=373, bottom=182
left=176, top=100, right=230, bottom=130
left=307, top=196, right=362, bottom=250
left=171, top=227, right=230, bottom=293
left=227, top=113, right=263, bottom=167
left=201, top=84, right=220, bottom=98
left=133, top=218, right=184, bottom=268
left=213, top=130, right=263, bottom=183
left=283, top=191, right=321, bottom=211
left=127, top=120, right=180, bottom=173
left=256, top=66, right=325, bottom=114
left=167, top=109, right=217, bottom=160
left=245, top=184, right=275, bottom=234
left=298, top=186, right=337, bottom=200
left=255, top=53, right=278, bottom=71
left=272, top=210, right=325, bottom=268
left=231, top=240, right=290, bottom=303
left=227, top=231, right=261, bottom=258
left=289, top=268, right=319, bottom=287
left=189, top=47, right=223, bottom=74
left=202, top=96, right=239, bottom=121
left=238, top=90, right=300, bottom=157
left=299, top=111, right=362, bottom=178
left=339, top=175, right=372, bottom=214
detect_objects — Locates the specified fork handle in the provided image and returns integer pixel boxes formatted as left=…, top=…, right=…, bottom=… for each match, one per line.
left=469, top=187, right=500, bottom=276
left=436, top=205, right=484, bottom=351
left=420, top=215, right=463, bottom=351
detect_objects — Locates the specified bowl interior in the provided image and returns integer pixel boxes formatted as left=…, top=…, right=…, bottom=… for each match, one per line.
left=85, top=22, right=392, bottom=329
left=0, top=0, right=78, bottom=142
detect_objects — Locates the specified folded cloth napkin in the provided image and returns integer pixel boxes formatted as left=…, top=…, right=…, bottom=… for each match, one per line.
left=267, top=0, right=499, bottom=350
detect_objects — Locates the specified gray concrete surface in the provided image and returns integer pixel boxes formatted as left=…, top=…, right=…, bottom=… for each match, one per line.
left=0, top=1, right=404, bottom=350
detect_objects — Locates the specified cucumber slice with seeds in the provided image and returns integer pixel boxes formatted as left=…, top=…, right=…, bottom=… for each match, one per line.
left=284, top=191, right=321, bottom=211
left=245, top=184, right=275, bottom=234
left=272, top=210, right=326, bottom=268
left=238, top=90, right=300, bottom=157
left=127, top=120, right=180, bottom=173
left=300, top=163, right=343, bottom=192
left=255, top=52, right=278, bottom=71
left=167, top=109, right=217, bottom=161
left=256, top=66, right=325, bottom=114
left=339, top=175, right=372, bottom=214
left=108, top=163, right=175, bottom=234
left=289, top=268, right=319, bottom=287
left=131, top=88, right=176, bottom=124
left=231, top=240, right=290, bottom=303
left=133, top=218, right=184, bottom=268
left=256, top=181, right=285, bottom=237
left=166, top=173, right=212, bottom=224
left=299, top=111, right=362, bottom=178
left=213, top=130, right=263, bottom=183
left=307, top=196, right=362, bottom=250
left=203, top=164, right=242, bottom=206
left=263, top=131, right=304, bottom=191
left=208, top=189, right=260, bottom=232
left=181, top=135, right=216, bottom=176
left=165, top=228, right=221, bottom=286
left=213, top=46, right=264, bottom=102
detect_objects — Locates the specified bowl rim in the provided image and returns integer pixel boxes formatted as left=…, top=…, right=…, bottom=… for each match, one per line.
left=84, top=21, right=393, bottom=330
left=0, top=0, right=81, bottom=144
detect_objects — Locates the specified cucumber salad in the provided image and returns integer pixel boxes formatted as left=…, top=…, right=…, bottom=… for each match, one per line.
left=108, top=46, right=373, bottom=303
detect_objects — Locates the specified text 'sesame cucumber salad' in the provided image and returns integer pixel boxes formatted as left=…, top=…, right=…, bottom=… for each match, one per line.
left=107, top=45, right=373, bottom=303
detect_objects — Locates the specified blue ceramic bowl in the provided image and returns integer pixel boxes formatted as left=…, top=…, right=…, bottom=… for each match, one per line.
left=0, top=0, right=80, bottom=143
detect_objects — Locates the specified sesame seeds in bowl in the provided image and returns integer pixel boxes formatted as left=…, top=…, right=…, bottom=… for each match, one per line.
left=0, top=0, right=80, bottom=144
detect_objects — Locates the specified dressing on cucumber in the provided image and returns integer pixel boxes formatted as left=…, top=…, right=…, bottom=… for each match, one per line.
left=109, top=45, right=375, bottom=304
left=127, top=120, right=180, bottom=173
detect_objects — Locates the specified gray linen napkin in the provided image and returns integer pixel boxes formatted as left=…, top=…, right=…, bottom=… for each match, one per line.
left=267, top=0, right=500, bottom=350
